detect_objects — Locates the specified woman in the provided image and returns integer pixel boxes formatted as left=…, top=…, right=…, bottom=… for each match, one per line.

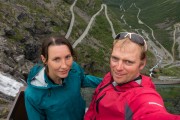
left=25, top=36, right=102, bottom=120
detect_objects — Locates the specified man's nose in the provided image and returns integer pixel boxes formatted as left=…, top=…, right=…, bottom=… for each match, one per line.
left=116, top=61, right=123, bottom=70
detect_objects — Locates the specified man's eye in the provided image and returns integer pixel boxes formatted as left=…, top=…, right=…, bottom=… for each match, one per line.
left=111, top=56, right=118, bottom=62
left=125, top=60, right=133, bottom=65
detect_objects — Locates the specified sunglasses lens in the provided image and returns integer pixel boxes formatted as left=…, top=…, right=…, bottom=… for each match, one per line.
left=115, top=32, right=145, bottom=46
left=115, top=32, right=128, bottom=39
left=131, top=34, right=145, bottom=46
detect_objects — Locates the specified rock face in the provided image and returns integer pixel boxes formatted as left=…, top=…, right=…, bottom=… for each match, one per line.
left=0, top=0, right=72, bottom=80
left=0, top=0, right=73, bottom=118
left=0, top=36, right=33, bottom=81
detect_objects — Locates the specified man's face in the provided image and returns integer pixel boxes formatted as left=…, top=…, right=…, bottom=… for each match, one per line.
left=110, top=40, right=145, bottom=84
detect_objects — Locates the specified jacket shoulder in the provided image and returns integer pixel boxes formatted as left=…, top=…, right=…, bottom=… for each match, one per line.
left=102, top=72, right=112, bottom=83
left=95, top=72, right=111, bottom=89
left=72, top=61, right=81, bottom=69
left=71, top=61, right=84, bottom=73
left=27, top=64, right=44, bottom=82
left=141, top=75, right=155, bottom=89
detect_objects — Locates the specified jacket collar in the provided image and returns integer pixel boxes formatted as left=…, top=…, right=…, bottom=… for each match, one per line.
left=109, top=73, right=155, bottom=91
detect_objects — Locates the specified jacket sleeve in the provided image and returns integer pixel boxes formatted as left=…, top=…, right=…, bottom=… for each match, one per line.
left=128, top=88, right=180, bottom=120
left=73, top=62, right=102, bottom=88
left=81, top=74, right=102, bottom=88
left=139, top=112, right=180, bottom=120
left=25, top=89, right=46, bottom=120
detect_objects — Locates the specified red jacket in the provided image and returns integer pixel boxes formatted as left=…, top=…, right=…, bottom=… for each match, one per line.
left=84, top=72, right=180, bottom=120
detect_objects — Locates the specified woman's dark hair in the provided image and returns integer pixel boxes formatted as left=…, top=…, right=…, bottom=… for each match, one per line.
left=41, top=35, right=75, bottom=63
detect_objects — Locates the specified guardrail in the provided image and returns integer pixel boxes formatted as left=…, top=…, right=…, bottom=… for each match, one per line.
left=153, top=80, right=180, bottom=85
left=6, top=87, right=28, bottom=120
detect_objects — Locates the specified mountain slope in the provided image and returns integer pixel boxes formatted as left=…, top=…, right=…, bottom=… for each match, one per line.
left=0, top=0, right=180, bottom=118
left=103, top=0, right=180, bottom=76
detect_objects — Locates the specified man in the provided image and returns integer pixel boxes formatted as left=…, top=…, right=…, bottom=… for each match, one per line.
left=84, top=32, right=180, bottom=120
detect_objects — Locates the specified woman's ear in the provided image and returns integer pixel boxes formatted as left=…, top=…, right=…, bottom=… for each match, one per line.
left=41, top=55, right=46, bottom=64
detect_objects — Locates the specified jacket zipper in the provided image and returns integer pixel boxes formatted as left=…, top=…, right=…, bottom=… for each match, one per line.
left=98, top=82, right=112, bottom=92
left=48, top=88, right=51, bottom=96
left=94, top=82, right=112, bottom=113
left=95, top=93, right=106, bottom=113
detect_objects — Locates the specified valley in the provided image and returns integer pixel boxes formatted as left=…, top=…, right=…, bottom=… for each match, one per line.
left=0, top=0, right=180, bottom=119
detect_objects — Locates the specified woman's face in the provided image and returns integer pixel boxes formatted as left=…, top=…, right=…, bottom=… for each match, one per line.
left=41, top=45, right=73, bottom=80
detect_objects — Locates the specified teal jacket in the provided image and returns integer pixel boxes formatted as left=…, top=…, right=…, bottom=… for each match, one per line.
left=25, top=62, right=102, bottom=120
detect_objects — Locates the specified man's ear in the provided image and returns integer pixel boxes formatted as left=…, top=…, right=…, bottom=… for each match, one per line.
left=140, top=59, right=146, bottom=70
left=41, top=55, right=46, bottom=64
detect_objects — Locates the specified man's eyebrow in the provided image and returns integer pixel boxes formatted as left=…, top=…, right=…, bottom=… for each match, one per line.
left=111, top=55, right=119, bottom=59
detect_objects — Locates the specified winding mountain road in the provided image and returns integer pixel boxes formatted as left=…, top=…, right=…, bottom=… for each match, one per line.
left=172, top=23, right=180, bottom=61
left=65, top=0, right=77, bottom=39
left=68, top=3, right=116, bottom=48
left=133, top=3, right=174, bottom=68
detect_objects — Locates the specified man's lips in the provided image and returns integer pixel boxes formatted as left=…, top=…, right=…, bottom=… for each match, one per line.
left=114, top=72, right=126, bottom=77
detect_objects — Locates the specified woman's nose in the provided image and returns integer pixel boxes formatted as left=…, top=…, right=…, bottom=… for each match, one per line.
left=60, top=59, right=67, bottom=69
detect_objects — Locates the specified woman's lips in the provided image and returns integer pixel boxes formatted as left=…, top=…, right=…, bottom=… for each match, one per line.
left=59, top=70, right=68, bottom=74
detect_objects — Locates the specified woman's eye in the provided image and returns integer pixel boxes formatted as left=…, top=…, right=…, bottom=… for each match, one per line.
left=53, top=58, right=60, bottom=62
left=66, top=55, right=72, bottom=60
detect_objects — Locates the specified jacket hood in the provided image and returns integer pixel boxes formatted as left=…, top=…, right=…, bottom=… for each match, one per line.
left=30, top=67, right=49, bottom=87
left=27, top=65, right=62, bottom=89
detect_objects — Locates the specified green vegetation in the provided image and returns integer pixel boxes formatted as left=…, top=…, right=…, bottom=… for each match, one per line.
left=157, top=87, right=179, bottom=98
left=70, top=12, right=88, bottom=42
left=142, top=50, right=156, bottom=75
left=89, top=14, right=113, bottom=47
left=76, top=0, right=103, bottom=16
left=105, top=6, right=123, bottom=34
left=43, top=0, right=51, bottom=3
left=0, top=99, right=8, bottom=104
left=153, top=29, right=172, bottom=52
left=156, top=86, right=180, bottom=113
left=8, top=28, right=24, bottom=41
left=159, top=67, right=180, bottom=77
left=76, top=43, right=109, bottom=77
left=174, top=43, right=179, bottom=60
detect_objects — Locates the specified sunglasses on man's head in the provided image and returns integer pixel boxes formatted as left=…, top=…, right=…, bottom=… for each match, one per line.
left=115, top=32, right=147, bottom=51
